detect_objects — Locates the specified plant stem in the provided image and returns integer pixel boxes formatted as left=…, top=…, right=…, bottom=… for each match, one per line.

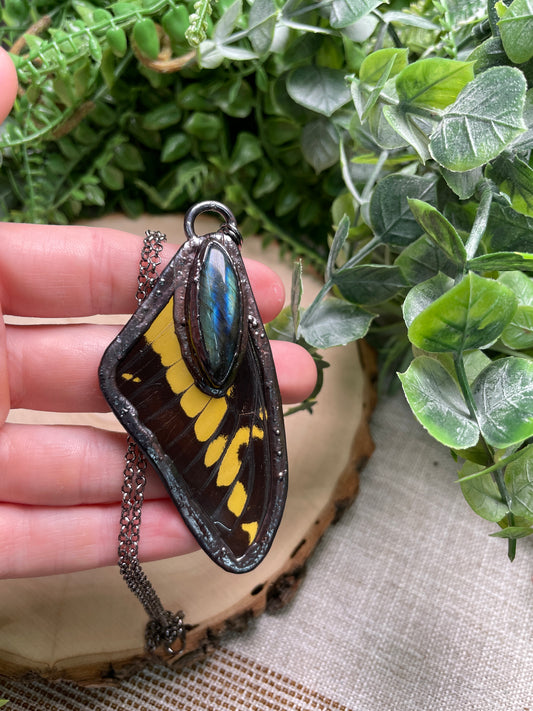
left=465, top=181, right=493, bottom=260
left=494, top=468, right=516, bottom=561
left=454, top=352, right=478, bottom=421
left=342, top=234, right=382, bottom=270
left=455, top=350, right=516, bottom=560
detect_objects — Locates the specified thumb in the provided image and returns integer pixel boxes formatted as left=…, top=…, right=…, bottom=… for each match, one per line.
left=0, top=48, right=18, bottom=124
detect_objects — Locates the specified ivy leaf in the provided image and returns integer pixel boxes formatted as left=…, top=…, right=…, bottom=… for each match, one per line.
left=214, top=0, right=242, bottom=40
left=501, top=305, right=533, bottom=349
left=429, top=66, right=527, bottom=171
left=440, top=166, right=482, bottom=200
left=498, top=270, right=533, bottom=306
left=403, top=272, right=454, bottom=329
left=399, top=356, right=479, bottom=449
left=486, top=155, right=533, bottom=218
left=497, top=0, right=533, bottom=64
left=485, top=202, right=533, bottom=252
left=504, top=444, right=533, bottom=518
left=301, top=118, right=339, bottom=173
left=332, top=264, right=406, bottom=306
left=467, top=252, right=533, bottom=272
left=287, top=66, right=351, bottom=116
left=489, top=526, right=533, bottom=539
left=248, top=0, right=277, bottom=54
left=298, top=297, right=374, bottom=348
left=395, top=57, right=474, bottom=110
left=458, top=461, right=509, bottom=522
left=407, top=272, right=518, bottom=352
left=407, top=198, right=467, bottom=267
left=370, top=174, right=437, bottom=247
left=326, top=214, right=350, bottom=282
left=359, top=48, right=409, bottom=84
left=472, top=357, right=533, bottom=448
left=329, top=0, right=381, bottom=29
left=395, top=235, right=458, bottom=285
left=382, top=104, right=432, bottom=162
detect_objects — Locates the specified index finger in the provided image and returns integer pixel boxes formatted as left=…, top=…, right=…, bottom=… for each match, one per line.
left=0, top=222, right=285, bottom=323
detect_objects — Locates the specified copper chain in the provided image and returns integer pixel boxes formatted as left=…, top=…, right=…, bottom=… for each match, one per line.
left=117, top=229, right=186, bottom=655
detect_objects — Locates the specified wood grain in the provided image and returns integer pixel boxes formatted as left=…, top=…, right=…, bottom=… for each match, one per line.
left=0, top=214, right=376, bottom=685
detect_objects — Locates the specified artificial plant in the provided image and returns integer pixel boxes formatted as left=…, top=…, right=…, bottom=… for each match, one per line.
left=1, top=0, right=533, bottom=559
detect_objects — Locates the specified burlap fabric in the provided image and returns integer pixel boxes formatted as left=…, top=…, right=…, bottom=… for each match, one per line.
left=2, top=393, right=531, bottom=710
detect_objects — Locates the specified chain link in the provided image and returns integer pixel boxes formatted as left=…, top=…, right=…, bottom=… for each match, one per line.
left=117, top=229, right=186, bottom=655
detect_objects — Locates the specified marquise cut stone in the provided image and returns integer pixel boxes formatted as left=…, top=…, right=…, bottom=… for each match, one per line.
left=198, top=242, right=241, bottom=386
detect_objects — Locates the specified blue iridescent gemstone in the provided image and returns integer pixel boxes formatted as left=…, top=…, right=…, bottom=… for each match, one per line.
left=198, top=242, right=241, bottom=386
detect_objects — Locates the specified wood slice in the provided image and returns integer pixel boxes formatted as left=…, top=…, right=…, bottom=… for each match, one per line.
left=0, top=214, right=376, bottom=686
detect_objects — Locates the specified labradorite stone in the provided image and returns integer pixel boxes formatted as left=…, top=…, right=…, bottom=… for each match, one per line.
left=198, top=243, right=241, bottom=385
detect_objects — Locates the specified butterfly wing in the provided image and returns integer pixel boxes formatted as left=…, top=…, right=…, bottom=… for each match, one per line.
left=99, top=231, right=288, bottom=573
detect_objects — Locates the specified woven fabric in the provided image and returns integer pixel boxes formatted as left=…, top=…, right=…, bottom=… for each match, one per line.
left=2, top=394, right=532, bottom=710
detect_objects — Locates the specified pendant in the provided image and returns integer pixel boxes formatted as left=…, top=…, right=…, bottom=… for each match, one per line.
left=99, top=202, right=288, bottom=573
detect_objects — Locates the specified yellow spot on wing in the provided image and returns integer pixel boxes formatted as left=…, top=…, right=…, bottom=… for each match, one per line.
left=145, top=300, right=180, bottom=367
left=121, top=373, right=141, bottom=383
left=217, top=425, right=264, bottom=487
left=166, top=360, right=194, bottom=395
left=217, top=428, right=249, bottom=487
left=181, top=386, right=211, bottom=417
left=241, top=522, right=258, bottom=544
left=194, top=396, right=228, bottom=441
left=227, top=481, right=247, bottom=517
left=204, top=435, right=227, bottom=467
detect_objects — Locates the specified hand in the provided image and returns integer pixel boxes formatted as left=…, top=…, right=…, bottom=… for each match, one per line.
left=0, top=49, right=317, bottom=580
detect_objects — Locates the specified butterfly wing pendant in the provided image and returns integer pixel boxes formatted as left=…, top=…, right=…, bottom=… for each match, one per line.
left=99, top=202, right=288, bottom=573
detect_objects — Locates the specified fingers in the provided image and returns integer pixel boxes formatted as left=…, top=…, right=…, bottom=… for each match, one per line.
left=6, top=325, right=316, bottom=411
left=0, top=49, right=17, bottom=123
left=0, top=424, right=166, bottom=506
left=0, top=500, right=198, bottom=579
left=0, top=223, right=284, bottom=323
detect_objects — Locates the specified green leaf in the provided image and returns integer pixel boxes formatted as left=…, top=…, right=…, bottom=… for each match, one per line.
left=298, top=297, right=374, bottom=348
left=489, top=526, right=533, bottom=538
left=248, top=0, right=277, bottom=54
left=458, top=461, right=508, bottom=522
left=326, top=214, right=351, bottom=282
left=265, top=305, right=296, bottom=342
left=497, top=0, right=533, bottom=64
left=467, top=252, right=533, bottom=272
left=472, top=357, right=533, bottom=448
left=332, top=264, right=406, bottom=305
left=429, top=66, right=527, bottom=171
left=399, top=356, right=479, bottom=448
left=359, top=48, right=409, bottom=84
left=498, top=270, right=533, bottom=306
left=486, top=155, right=533, bottom=218
left=382, top=104, right=431, bottom=162
left=403, top=272, right=454, bottom=329
left=286, top=66, right=351, bottom=117
left=329, top=0, right=381, bottom=29
left=395, top=236, right=458, bottom=285
left=141, top=102, right=182, bottom=131
left=407, top=198, right=467, bottom=266
left=229, top=132, right=262, bottom=172
left=485, top=202, right=533, bottom=252
left=396, top=57, right=474, bottom=110
left=440, top=166, right=482, bottom=200
left=301, top=118, right=339, bottom=173
left=370, top=174, right=437, bottom=247
left=501, top=305, right=533, bottom=349
left=407, top=272, right=518, bottom=352
left=161, top=132, right=191, bottom=163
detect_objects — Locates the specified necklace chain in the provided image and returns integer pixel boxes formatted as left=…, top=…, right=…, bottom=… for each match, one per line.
left=117, top=229, right=186, bottom=655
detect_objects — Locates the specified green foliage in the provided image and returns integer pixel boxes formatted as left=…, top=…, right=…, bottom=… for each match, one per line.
left=3, top=0, right=533, bottom=560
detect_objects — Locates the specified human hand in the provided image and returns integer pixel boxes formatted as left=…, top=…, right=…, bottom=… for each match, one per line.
left=0, top=50, right=317, bottom=580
